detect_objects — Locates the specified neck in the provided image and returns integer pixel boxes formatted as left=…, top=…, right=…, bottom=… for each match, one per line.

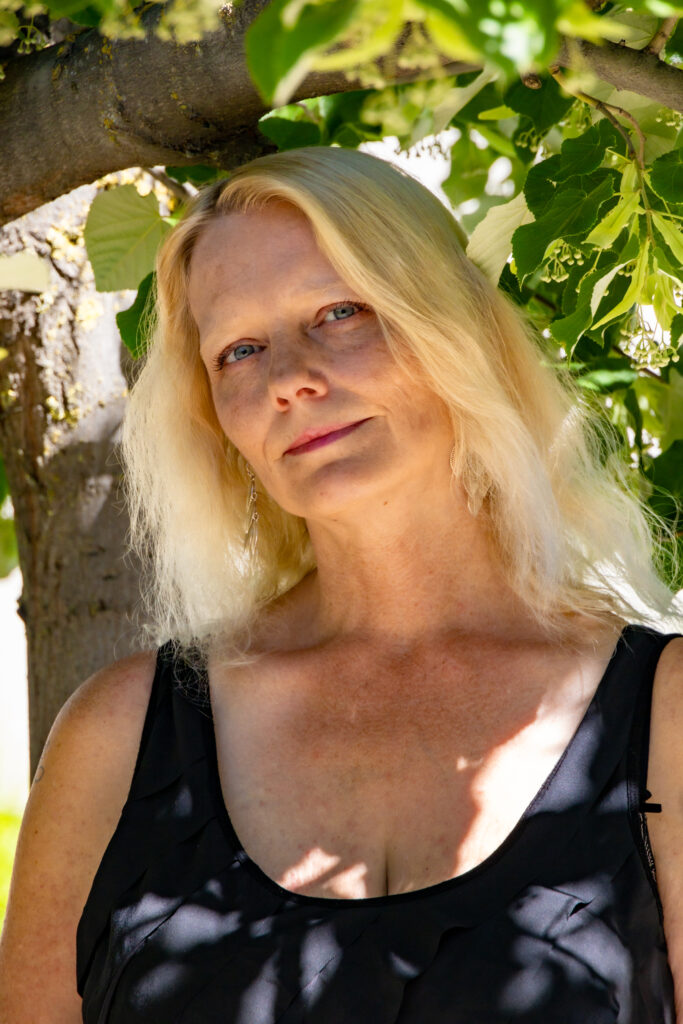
left=297, top=477, right=525, bottom=649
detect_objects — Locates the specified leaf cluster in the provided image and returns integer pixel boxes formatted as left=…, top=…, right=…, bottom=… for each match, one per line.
left=1, top=0, right=682, bottom=586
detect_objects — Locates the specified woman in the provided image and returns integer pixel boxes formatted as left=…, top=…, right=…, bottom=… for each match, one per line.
left=0, top=146, right=681, bottom=1023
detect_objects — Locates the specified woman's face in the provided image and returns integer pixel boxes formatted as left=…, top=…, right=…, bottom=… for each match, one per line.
left=188, top=202, right=453, bottom=521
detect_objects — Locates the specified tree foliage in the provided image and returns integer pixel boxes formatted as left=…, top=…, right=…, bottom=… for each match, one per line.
left=0, top=0, right=682, bottom=586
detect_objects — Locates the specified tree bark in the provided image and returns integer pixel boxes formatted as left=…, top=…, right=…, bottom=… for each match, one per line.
left=553, top=37, right=683, bottom=112
left=0, top=1, right=474, bottom=226
left=0, top=184, right=144, bottom=773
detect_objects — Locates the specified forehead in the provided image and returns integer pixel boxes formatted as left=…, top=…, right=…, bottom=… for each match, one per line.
left=187, top=204, right=357, bottom=348
left=188, top=203, right=335, bottom=309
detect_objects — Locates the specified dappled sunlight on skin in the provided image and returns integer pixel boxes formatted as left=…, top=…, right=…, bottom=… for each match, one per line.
left=78, top=630, right=677, bottom=1023
left=277, top=854, right=373, bottom=902
left=210, top=629, right=614, bottom=901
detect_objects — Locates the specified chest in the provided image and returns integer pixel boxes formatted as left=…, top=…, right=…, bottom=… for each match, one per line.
left=210, top=647, right=603, bottom=900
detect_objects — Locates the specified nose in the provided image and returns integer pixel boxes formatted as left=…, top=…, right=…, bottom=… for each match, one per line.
left=267, top=334, right=329, bottom=410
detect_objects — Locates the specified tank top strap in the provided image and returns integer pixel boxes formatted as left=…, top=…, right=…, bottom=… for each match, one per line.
left=622, top=624, right=681, bottom=913
left=128, top=640, right=211, bottom=801
left=76, top=643, right=220, bottom=997
left=615, top=624, right=680, bottom=805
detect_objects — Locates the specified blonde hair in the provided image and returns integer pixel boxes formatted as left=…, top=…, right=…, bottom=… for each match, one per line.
left=120, top=146, right=679, bottom=657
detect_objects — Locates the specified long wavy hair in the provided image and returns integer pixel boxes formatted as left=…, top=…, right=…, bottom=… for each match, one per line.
left=120, top=146, right=679, bottom=658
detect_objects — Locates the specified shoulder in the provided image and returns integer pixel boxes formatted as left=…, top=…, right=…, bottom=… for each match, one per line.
left=650, top=632, right=683, bottom=719
left=33, top=648, right=159, bottom=808
left=648, top=632, right=683, bottom=808
left=648, top=631, right=683, bottom=789
left=50, top=648, right=158, bottom=757
left=647, top=634, right=683, bottom=1011
left=0, top=649, right=158, bottom=1023
left=649, top=634, right=683, bottom=789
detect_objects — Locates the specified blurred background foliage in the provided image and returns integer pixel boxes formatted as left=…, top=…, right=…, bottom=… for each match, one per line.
left=0, top=0, right=681, bottom=574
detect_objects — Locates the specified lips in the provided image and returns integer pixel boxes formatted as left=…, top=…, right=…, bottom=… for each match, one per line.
left=284, top=418, right=371, bottom=455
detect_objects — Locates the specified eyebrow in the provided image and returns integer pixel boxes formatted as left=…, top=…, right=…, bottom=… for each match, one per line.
left=197, top=279, right=360, bottom=352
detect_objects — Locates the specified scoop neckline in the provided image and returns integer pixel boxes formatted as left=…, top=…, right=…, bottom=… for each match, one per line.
left=201, top=626, right=630, bottom=908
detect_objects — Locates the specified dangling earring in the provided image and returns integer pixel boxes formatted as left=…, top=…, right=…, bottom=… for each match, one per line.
left=244, top=465, right=259, bottom=557
left=449, top=445, right=457, bottom=475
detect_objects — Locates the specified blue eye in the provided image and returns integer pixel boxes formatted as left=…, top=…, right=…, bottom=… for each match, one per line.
left=226, top=343, right=259, bottom=363
left=322, top=302, right=366, bottom=322
left=212, top=343, right=261, bottom=370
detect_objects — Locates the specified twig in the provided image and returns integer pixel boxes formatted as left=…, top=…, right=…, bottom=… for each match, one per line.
left=591, top=97, right=639, bottom=163
left=550, top=70, right=646, bottom=168
left=142, top=167, right=195, bottom=203
left=594, top=97, right=646, bottom=169
left=644, top=16, right=679, bottom=57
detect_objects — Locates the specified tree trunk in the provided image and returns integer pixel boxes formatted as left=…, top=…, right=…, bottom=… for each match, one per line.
left=0, top=183, right=144, bottom=774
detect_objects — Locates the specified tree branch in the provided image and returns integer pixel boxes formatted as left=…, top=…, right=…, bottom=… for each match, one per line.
left=554, top=36, right=683, bottom=113
left=142, top=167, right=195, bottom=202
left=0, top=2, right=474, bottom=226
left=1, top=4, right=681, bottom=226
left=644, top=16, right=678, bottom=57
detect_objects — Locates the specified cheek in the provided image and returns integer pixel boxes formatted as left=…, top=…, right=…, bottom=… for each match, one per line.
left=209, top=380, right=253, bottom=450
left=387, top=372, right=450, bottom=435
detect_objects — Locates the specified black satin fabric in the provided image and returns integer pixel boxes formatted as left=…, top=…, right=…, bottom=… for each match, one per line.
left=77, top=625, right=677, bottom=1023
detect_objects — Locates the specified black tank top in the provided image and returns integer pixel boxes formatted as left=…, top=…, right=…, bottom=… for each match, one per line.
left=77, top=625, right=677, bottom=1023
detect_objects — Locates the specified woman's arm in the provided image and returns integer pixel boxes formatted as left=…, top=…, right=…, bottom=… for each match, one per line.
left=648, top=636, right=683, bottom=1021
left=0, top=651, right=156, bottom=1024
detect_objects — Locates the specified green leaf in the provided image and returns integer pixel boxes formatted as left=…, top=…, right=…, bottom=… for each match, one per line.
left=442, top=130, right=494, bottom=206
left=647, top=439, right=683, bottom=516
left=244, top=0, right=359, bottom=106
left=0, top=10, right=20, bottom=46
left=470, top=123, right=517, bottom=158
left=503, top=74, right=574, bottom=135
left=585, top=191, right=641, bottom=249
left=593, top=242, right=650, bottom=330
left=430, top=69, right=500, bottom=135
left=418, top=1, right=483, bottom=64
left=451, top=81, right=503, bottom=125
left=624, top=386, right=643, bottom=450
left=550, top=301, right=593, bottom=349
left=0, top=456, right=9, bottom=507
left=590, top=262, right=629, bottom=318
left=661, top=368, right=683, bottom=450
left=259, top=114, right=321, bottom=150
left=577, top=366, right=638, bottom=391
left=0, top=251, right=50, bottom=293
left=311, top=0, right=406, bottom=73
left=597, top=8, right=659, bottom=48
left=477, top=104, right=516, bottom=120
left=319, top=90, right=374, bottom=135
left=672, top=313, right=683, bottom=346
left=652, top=211, right=683, bottom=265
left=664, top=16, right=683, bottom=61
left=551, top=252, right=621, bottom=347
left=466, top=191, right=534, bottom=284
left=84, top=186, right=171, bottom=292
left=554, top=119, right=620, bottom=182
left=512, top=175, right=613, bottom=282
left=523, top=155, right=562, bottom=217
left=0, top=516, right=18, bottom=579
left=586, top=85, right=679, bottom=162
left=165, top=166, right=225, bottom=186
left=649, top=149, right=683, bottom=204
left=116, top=272, right=155, bottom=358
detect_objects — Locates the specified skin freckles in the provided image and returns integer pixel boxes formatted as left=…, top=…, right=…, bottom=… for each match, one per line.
left=188, top=202, right=454, bottom=524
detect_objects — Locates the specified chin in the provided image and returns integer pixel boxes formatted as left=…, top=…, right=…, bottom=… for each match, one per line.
left=276, top=457, right=389, bottom=520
